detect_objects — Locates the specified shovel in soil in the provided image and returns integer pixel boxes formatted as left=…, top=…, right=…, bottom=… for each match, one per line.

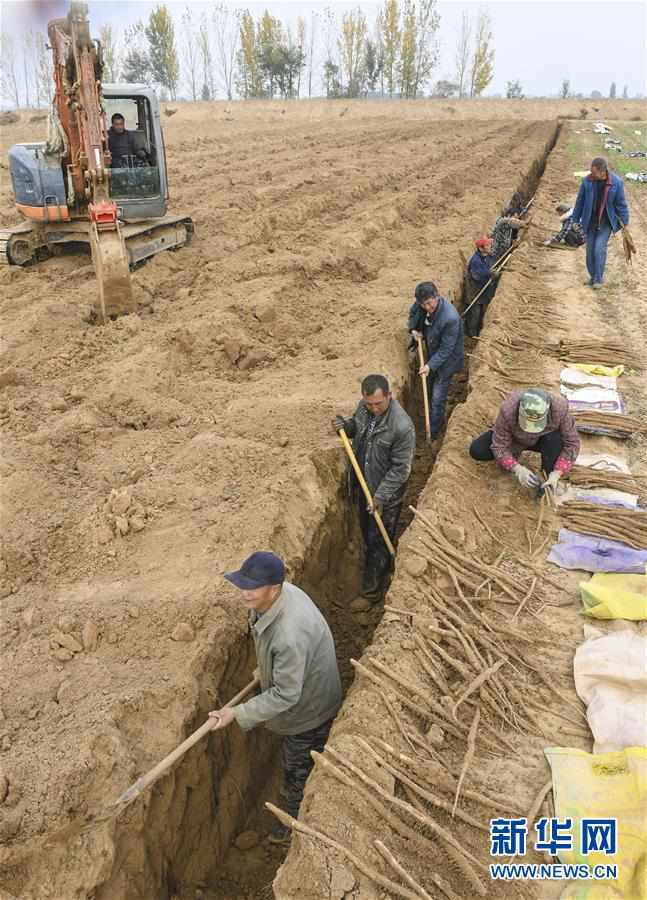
left=46, top=676, right=260, bottom=843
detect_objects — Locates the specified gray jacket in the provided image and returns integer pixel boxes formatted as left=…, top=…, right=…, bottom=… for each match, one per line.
left=343, top=398, right=415, bottom=508
left=233, top=582, right=342, bottom=736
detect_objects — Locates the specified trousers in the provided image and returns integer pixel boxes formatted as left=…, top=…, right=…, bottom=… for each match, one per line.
left=585, top=220, right=612, bottom=285
left=358, top=499, right=401, bottom=592
left=469, top=429, right=563, bottom=474
left=282, top=718, right=334, bottom=819
left=427, top=370, right=454, bottom=437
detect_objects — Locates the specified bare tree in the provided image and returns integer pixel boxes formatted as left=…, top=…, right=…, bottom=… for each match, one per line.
left=469, top=9, right=494, bottom=98
left=1, top=32, right=21, bottom=108
left=22, top=31, right=36, bottom=108
left=35, top=32, right=53, bottom=106
left=197, top=12, right=216, bottom=99
left=181, top=6, right=200, bottom=100
left=212, top=3, right=239, bottom=101
left=560, top=78, right=570, bottom=99
left=413, top=0, right=440, bottom=97
left=296, top=16, right=306, bottom=98
left=100, top=24, right=121, bottom=82
left=455, top=11, right=471, bottom=98
left=306, top=11, right=318, bottom=98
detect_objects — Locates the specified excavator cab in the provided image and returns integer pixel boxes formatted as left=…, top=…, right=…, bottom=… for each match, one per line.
left=2, top=1, right=192, bottom=322
left=103, top=86, right=169, bottom=220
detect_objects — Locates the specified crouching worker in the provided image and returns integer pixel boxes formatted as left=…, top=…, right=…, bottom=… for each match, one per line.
left=333, top=375, right=415, bottom=606
left=208, top=551, right=342, bottom=845
left=469, top=388, right=580, bottom=493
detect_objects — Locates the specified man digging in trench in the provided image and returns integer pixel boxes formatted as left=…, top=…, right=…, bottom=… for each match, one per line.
left=333, top=374, right=415, bottom=612
left=208, top=551, right=342, bottom=845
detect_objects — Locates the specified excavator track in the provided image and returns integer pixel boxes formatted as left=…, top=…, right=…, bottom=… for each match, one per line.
left=0, top=223, right=48, bottom=267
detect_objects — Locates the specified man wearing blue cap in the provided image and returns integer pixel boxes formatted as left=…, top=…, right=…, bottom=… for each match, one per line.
left=208, top=551, right=342, bottom=844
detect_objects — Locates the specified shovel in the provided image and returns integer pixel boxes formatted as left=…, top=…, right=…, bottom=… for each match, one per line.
left=54, top=675, right=261, bottom=839
left=337, top=428, right=396, bottom=557
left=416, top=334, right=432, bottom=445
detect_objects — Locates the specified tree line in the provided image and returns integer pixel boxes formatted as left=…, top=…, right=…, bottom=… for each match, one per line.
left=0, top=2, right=638, bottom=108
left=0, top=1, right=499, bottom=106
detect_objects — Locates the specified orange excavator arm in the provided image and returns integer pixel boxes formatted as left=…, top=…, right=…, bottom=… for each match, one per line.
left=48, top=2, right=116, bottom=227
left=46, top=2, right=133, bottom=320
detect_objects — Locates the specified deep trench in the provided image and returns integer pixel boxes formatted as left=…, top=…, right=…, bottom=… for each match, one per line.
left=103, top=123, right=561, bottom=900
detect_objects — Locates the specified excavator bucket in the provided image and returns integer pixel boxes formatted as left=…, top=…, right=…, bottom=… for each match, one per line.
left=89, top=222, right=136, bottom=322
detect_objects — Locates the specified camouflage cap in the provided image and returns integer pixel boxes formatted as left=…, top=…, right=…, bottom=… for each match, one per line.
left=518, top=388, right=550, bottom=434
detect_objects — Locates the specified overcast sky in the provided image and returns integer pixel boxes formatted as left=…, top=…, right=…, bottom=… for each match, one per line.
left=2, top=0, right=645, bottom=100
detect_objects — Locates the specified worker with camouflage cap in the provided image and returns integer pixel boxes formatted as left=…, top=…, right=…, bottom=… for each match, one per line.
left=468, top=388, right=580, bottom=492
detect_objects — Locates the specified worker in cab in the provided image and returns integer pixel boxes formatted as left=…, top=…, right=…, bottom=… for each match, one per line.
left=107, top=113, right=148, bottom=167
left=469, top=388, right=580, bottom=493
left=333, top=375, right=415, bottom=609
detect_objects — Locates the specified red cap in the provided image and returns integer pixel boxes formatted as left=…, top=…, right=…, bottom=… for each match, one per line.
left=475, top=236, right=491, bottom=249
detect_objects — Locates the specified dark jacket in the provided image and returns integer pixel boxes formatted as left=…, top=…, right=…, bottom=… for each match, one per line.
left=468, top=250, right=494, bottom=286
left=342, top=398, right=415, bottom=508
left=408, top=296, right=464, bottom=377
left=572, top=171, right=629, bottom=233
left=108, top=127, right=135, bottom=166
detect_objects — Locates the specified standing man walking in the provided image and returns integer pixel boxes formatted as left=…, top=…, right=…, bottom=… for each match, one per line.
left=333, top=375, right=415, bottom=607
left=208, top=551, right=342, bottom=844
left=465, top=236, right=500, bottom=337
left=408, top=282, right=464, bottom=439
left=571, top=157, right=629, bottom=289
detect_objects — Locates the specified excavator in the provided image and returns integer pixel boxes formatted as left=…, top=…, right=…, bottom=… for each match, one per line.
left=3, top=2, right=193, bottom=321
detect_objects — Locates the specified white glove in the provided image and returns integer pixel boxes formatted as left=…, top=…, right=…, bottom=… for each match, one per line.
left=512, top=464, right=540, bottom=489
left=541, top=470, right=562, bottom=491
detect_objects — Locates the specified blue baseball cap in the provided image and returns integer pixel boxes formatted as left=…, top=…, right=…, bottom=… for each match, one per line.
left=225, top=551, right=285, bottom=590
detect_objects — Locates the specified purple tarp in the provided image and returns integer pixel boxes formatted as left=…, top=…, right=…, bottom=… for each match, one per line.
left=547, top=528, right=647, bottom=573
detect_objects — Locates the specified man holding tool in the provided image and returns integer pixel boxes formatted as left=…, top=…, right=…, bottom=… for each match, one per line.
left=333, top=375, right=415, bottom=608
left=468, top=388, right=580, bottom=494
left=408, top=282, right=464, bottom=441
left=465, top=235, right=500, bottom=337
left=208, top=551, right=342, bottom=844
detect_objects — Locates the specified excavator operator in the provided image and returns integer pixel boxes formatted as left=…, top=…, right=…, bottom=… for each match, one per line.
left=108, top=113, right=148, bottom=167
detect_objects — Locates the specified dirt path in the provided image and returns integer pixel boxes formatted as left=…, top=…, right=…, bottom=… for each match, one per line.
left=0, top=101, right=644, bottom=900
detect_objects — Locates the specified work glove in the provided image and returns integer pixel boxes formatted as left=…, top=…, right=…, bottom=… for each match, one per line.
left=541, top=470, right=562, bottom=492
left=332, top=415, right=346, bottom=434
left=512, top=463, right=541, bottom=490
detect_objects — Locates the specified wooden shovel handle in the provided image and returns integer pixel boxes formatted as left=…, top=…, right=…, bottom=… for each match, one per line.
left=416, top=335, right=432, bottom=444
left=338, top=428, right=396, bottom=557
left=113, top=676, right=260, bottom=808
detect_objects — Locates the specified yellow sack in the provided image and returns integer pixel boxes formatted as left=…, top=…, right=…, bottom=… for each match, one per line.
left=580, top=572, right=647, bottom=620
left=544, top=746, right=647, bottom=899
left=572, top=363, right=625, bottom=378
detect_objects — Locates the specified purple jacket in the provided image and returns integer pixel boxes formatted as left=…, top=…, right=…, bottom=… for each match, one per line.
left=491, top=390, right=580, bottom=473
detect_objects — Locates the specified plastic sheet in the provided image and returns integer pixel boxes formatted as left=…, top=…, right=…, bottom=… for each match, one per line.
left=560, top=368, right=617, bottom=390
left=547, top=530, right=647, bottom=574
left=574, top=627, right=647, bottom=752
left=544, top=746, right=647, bottom=899
left=580, top=571, right=647, bottom=619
